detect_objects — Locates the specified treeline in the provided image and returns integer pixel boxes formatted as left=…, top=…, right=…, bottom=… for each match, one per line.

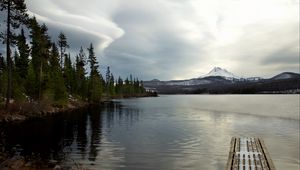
left=0, top=0, right=146, bottom=108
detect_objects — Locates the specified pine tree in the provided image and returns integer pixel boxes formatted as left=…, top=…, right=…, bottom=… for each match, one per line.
left=0, top=0, right=29, bottom=107
left=87, top=43, right=102, bottom=102
left=49, top=43, right=67, bottom=104
left=129, top=74, right=134, bottom=94
left=116, top=76, right=123, bottom=95
left=12, top=50, right=26, bottom=101
left=109, top=73, right=115, bottom=95
left=124, top=77, right=130, bottom=94
left=49, top=43, right=60, bottom=69
left=64, top=53, right=75, bottom=94
left=29, top=18, right=51, bottom=100
left=15, top=28, right=29, bottom=79
left=0, top=0, right=147, bottom=105
left=88, top=43, right=98, bottom=75
left=25, top=61, right=35, bottom=98
left=57, top=32, right=69, bottom=68
left=75, top=47, right=87, bottom=99
left=0, top=54, right=6, bottom=97
left=0, top=53, right=5, bottom=74
left=134, top=78, right=140, bottom=94
left=105, top=66, right=111, bottom=95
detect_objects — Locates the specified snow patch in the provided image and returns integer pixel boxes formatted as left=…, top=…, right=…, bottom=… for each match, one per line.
left=201, top=67, right=240, bottom=79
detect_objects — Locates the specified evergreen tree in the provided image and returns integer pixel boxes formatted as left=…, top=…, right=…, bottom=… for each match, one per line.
left=15, top=28, right=29, bottom=79
left=25, top=61, right=36, bottom=98
left=0, top=0, right=29, bottom=107
left=12, top=50, right=26, bottom=100
left=29, top=18, right=51, bottom=100
left=0, top=0, right=147, bottom=106
left=129, top=74, right=134, bottom=94
left=88, top=43, right=98, bottom=75
left=0, top=54, right=6, bottom=97
left=13, top=50, right=19, bottom=70
left=64, top=53, right=75, bottom=94
left=75, top=47, right=87, bottom=99
left=49, top=43, right=60, bottom=69
left=139, top=80, right=146, bottom=93
left=109, top=73, right=115, bottom=95
left=105, top=66, right=111, bottom=95
left=57, top=32, right=69, bottom=68
left=0, top=53, right=5, bottom=74
left=124, top=77, right=130, bottom=94
left=87, top=43, right=102, bottom=102
left=134, top=78, right=140, bottom=94
left=116, top=76, right=123, bottom=95
left=49, top=43, right=67, bottom=104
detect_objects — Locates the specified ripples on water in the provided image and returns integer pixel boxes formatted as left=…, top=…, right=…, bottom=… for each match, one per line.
left=0, top=95, right=299, bottom=170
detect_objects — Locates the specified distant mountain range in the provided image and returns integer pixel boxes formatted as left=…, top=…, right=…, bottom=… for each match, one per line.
left=144, top=67, right=300, bottom=94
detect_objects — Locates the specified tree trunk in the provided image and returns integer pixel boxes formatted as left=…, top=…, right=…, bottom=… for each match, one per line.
left=38, top=62, right=43, bottom=101
left=5, top=0, right=11, bottom=108
left=60, top=47, right=63, bottom=69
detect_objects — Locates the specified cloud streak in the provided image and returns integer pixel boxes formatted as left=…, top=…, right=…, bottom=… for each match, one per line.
left=26, top=0, right=124, bottom=51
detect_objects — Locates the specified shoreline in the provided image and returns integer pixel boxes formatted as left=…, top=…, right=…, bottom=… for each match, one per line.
left=0, top=100, right=89, bottom=123
left=0, top=92, right=158, bottom=123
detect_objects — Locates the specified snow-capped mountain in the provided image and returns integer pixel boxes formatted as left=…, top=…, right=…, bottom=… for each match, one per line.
left=145, top=67, right=242, bottom=87
left=201, top=67, right=240, bottom=80
left=143, top=68, right=300, bottom=94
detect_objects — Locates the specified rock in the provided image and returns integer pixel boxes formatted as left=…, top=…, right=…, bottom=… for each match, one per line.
left=25, top=162, right=32, bottom=167
left=0, top=156, right=26, bottom=169
left=54, top=165, right=61, bottom=170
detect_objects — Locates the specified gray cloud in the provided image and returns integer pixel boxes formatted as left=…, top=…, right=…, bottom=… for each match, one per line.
left=43, top=22, right=104, bottom=51
left=102, top=0, right=212, bottom=80
left=262, top=45, right=299, bottom=65
left=16, top=0, right=300, bottom=80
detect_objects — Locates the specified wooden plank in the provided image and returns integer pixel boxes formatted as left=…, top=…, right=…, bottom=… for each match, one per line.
left=236, top=138, right=240, bottom=152
left=226, top=137, right=236, bottom=170
left=258, top=138, right=276, bottom=170
left=226, top=137, right=276, bottom=170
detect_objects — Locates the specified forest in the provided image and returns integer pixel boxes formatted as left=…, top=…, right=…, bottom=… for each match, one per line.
left=0, top=0, right=150, bottom=112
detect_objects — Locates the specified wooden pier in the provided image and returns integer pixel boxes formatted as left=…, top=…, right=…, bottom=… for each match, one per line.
left=226, top=137, right=276, bottom=170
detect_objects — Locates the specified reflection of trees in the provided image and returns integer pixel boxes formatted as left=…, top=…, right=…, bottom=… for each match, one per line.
left=0, top=109, right=90, bottom=162
left=0, top=101, right=141, bottom=164
left=102, top=101, right=140, bottom=129
left=76, top=110, right=88, bottom=159
left=0, top=115, right=66, bottom=160
left=63, top=113, right=75, bottom=150
left=88, top=106, right=102, bottom=161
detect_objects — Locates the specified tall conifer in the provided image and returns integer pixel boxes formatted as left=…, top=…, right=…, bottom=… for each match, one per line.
left=57, top=32, right=69, bottom=68
left=87, top=43, right=102, bottom=102
left=15, top=28, right=29, bottom=79
left=0, top=0, right=28, bottom=107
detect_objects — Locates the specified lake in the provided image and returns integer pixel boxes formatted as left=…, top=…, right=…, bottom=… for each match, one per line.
left=0, top=95, right=299, bottom=169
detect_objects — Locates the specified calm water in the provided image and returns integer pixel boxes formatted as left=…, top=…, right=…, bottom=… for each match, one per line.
left=0, top=95, right=299, bottom=170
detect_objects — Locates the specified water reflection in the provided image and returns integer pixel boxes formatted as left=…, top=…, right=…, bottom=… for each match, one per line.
left=0, top=95, right=299, bottom=170
left=0, top=101, right=140, bottom=168
left=103, top=101, right=140, bottom=129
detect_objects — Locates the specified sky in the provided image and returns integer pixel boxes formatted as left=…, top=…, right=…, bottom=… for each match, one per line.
left=22, top=0, right=300, bottom=80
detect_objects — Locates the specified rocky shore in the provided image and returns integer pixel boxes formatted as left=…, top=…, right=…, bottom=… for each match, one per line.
left=0, top=99, right=88, bottom=123
left=0, top=155, right=91, bottom=170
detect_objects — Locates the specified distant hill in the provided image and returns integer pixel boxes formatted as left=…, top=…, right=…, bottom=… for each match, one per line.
left=143, top=68, right=300, bottom=94
left=270, top=72, right=300, bottom=80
